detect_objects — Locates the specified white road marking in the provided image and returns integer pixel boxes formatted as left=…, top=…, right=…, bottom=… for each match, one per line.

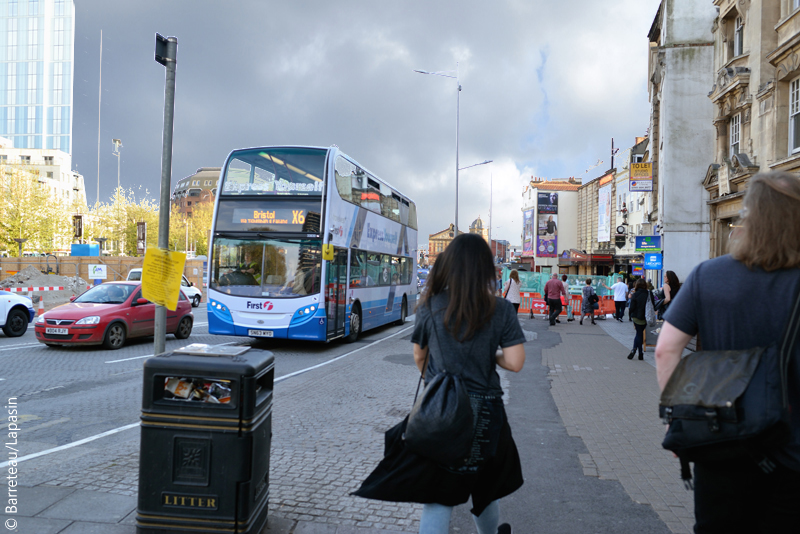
left=274, top=324, right=414, bottom=384
left=0, top=343, right=40, bottom=352
left=0, top=423, right=139, bottom=468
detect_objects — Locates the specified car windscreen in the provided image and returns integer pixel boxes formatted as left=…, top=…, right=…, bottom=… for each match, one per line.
left=210, top=237, right=321, bottom=298
left=74, top=284, right=136, bottom=304
left=128, top=271, right=141, bottom=280
left=220, top=147, right=326, bottom=196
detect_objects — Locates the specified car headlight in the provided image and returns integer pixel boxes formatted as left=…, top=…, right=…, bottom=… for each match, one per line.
left=75, top=316, right=101, bottom=325
left=35, top=315, right=45, bottom=324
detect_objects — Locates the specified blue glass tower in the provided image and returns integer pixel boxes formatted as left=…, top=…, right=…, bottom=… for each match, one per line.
left=0, top=0, right=74, bottom=153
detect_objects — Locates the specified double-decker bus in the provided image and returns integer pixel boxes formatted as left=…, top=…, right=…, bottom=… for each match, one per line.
left=207, top=146, right=418, bottom=342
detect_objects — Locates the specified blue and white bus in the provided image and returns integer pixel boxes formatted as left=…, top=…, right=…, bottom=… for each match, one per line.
left=207, top=146, right=419, bottom=342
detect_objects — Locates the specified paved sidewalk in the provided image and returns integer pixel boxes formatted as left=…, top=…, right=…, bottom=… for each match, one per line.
left=538, top=316, right=695, bottom=533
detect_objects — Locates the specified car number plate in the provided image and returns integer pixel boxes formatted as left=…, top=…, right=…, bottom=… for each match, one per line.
left=46, top=327, right=68, bottom=335
left=248, top=329, right=274, bottom=338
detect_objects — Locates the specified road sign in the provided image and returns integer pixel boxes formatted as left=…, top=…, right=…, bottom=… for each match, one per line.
left=635, top=236, right=662, bottom=252
left=644, top=253, right=663, bottom=270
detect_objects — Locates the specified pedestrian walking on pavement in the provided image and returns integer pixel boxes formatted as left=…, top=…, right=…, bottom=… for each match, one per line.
left=656, top=270, right=681, bottom=319
left=503, top=270, right=521, bottom=314
left=580, top=278, right=597, bottom=325
left=601, top=276, right=629, bottom=322
left=353, top=233, right=527, bottom=534
left=544, top=273, right=567, bottom=325
left=655, top=172, right=800, bottom=534
left=627, top=279, right=651, bottom=360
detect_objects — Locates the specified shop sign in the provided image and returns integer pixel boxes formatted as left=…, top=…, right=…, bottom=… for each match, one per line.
left=644, top=253, right=663, bottom=270
left=632, top=264, right=644, bottom=276
left=630, top=163, right=653, bottom=192
left=635, top=236, right=662, bottom=252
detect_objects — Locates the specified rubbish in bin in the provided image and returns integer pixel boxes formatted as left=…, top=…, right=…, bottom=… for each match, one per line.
left=165, top=378, right=193, bottom=398
left=163, top=377, right=233, bottom=403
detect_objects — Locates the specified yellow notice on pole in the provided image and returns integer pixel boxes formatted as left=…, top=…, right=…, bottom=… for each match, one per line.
left=141, top=248, right=187, bottom=311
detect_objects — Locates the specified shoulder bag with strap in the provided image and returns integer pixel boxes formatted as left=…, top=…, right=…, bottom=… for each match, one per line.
left=503, top=280, right=511, bottom=299
left=659, top=287, right=800, bottom=488
left=404, top=316, right=475, bottom=466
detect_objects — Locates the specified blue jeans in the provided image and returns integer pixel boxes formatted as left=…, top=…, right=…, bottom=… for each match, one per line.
left=419, top=499, right=500, bottom=534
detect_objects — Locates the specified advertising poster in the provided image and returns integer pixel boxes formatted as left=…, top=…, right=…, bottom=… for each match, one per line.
left=635, top=235, right=662, bottom=252
left=598, top=184, right=612, bottom=242
left=536, top=191, right=558, bottom=258
left=537, top=191, right=558, bottom=213
left=630, top=162, right=653, bottom=192
left=522, top=209, right=535, bottom=256
left=537, top=234, right=557, bottom=258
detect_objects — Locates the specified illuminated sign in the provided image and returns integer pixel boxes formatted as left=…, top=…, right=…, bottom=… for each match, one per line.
left=232, top=208, right=307, bottom=226
left=215, top=199, right=321, bottom=233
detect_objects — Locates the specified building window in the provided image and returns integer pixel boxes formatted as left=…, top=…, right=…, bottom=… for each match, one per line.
left=20, top=155, right=30, bottom=163
left=730, top=113, right=740, bottom=157
left=44, top=156, right=53, bottom=164
left=791, top=77, right=800, bottom=154
left=28, top=18, right=38, bottom=60
left=795, top=0, right=800, bottom=11
left=734, top=17, right=744, bottom=57
left=46, top=171, right=53, bottom=178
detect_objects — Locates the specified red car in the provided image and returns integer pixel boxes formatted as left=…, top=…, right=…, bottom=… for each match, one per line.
left=34, top=281, right=194, bottom=350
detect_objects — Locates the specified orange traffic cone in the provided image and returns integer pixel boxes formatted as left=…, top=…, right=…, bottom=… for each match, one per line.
left=37, top=297, right=44, bottom=316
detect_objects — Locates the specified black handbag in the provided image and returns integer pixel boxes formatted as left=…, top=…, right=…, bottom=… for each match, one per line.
left=404, top=320, right=475, bottom=466
left=659, top=288, right=800, bottom=487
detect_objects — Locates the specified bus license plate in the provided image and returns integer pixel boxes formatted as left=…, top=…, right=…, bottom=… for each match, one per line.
left=46, top=327, right=68, bottom=335
left=248, top=329, right=274, bottom=338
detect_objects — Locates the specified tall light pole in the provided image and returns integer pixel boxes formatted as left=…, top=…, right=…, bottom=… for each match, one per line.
left=112, top=139, right=122, bottom=191
left=154, top=33, right=178, bottom=356
left=414, top=64, right=462, bottom=231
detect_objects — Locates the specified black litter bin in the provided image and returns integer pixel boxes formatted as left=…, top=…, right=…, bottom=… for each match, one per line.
left=136, top=344, right=274, bottom=534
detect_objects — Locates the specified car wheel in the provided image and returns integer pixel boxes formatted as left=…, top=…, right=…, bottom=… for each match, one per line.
left=396, top=298, right=407, bottom=326
left=2, top=309, right=29, bottom=337
left=192, top=295, right=201, bottom=308
left=174, top=316, right=193, bottom=339
left=102, top=323, right=127, bottom=350
left=345, top=304, right=361, bottom=343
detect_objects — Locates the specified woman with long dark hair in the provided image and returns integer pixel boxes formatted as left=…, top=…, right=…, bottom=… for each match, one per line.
left=411, top=233, right=527, bottom=533
left=656, top=172, right=800, bottom=532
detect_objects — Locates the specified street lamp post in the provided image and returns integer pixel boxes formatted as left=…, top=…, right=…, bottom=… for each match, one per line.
left=112, top=139, right=122, bottom=191
left=414, top=64, right=463, bottom=230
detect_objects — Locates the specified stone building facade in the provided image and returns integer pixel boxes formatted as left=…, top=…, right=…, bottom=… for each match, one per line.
left=703, top=0, right=800, bottom=257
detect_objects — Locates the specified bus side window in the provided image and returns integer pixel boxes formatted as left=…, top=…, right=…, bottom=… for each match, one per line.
left=379, top=254, right=393, bottom=286
left=399, top=257, right=410, bottom=285
left=350, top=250, right=367, bottom=286
left=408, top=202, right=418, bottom=230
left=365, top=253, right=381, bottom=286
left=335, top=156, right=355, bottom=203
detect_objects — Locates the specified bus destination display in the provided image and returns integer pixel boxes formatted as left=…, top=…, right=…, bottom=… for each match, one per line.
left=232, top=208, right=307, bottom=226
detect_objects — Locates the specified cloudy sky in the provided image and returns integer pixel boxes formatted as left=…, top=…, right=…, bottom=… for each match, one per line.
left=72, top=0, right=661, bottom=245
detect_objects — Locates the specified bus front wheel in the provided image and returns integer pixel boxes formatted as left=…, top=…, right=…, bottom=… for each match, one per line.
left=345, top=304, right=361, bottom=343
left=396, top=298, right=407, bottom=326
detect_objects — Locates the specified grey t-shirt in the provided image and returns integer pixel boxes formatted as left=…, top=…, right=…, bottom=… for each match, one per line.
left=411, top=293, right=526, bottom=396
left=665, top=254, right=800, bottom=471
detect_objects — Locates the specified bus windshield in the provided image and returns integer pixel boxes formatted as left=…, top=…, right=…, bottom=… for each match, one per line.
left=221, top=147, right=327, bottom=196
left=210, top=237, right=322, bottom=298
